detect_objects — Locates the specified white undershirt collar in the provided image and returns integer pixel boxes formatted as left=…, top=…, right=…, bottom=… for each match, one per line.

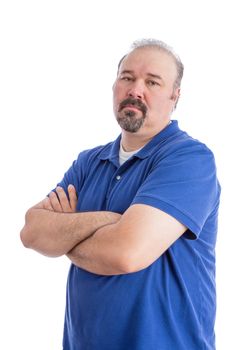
left=119, top=143, right=142, bottom=166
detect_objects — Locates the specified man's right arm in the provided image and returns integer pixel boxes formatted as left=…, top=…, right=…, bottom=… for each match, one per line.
left=20, top=185, right=121, bottom=257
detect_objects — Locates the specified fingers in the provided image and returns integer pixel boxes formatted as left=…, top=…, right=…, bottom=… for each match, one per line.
left=68, top=184, right=78, bottom=212
left=42, top=197, right=54, bottom=211
left=44, top=185, right=78, bottom=213
left=47, top=185, right=77, bottom=213
left=48, top=190, right=63, bottom=212
left=56, top=186, right=73, bottom=212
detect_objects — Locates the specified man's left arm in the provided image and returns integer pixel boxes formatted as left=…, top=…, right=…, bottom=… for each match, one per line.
left=69, top=145, right=219, bottom=275
left=67, top=203, right=186, bottom=275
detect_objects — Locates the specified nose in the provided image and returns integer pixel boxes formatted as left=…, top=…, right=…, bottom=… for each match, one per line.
left=127, top=81, right=144, bottom=99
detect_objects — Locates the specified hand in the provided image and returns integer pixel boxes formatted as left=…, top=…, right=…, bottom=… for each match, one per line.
left=43, top=184, right=78, bottom=213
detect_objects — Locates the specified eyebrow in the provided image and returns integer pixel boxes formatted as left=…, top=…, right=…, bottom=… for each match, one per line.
left=147, top=73, right=163, bottom=81
left=120, top=70, right=134, bottom=75
left=120, top=70, right=163, bottom=81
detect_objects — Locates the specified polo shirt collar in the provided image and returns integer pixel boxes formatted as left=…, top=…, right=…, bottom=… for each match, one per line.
left=98, top=134, right=121, bottom=166
left=135, top=120, right=180, bottom=159
left=98, top=120, right=180, bottom=163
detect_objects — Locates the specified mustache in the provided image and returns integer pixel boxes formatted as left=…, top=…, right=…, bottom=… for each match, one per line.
left=118, top=98, right=147, bottom=115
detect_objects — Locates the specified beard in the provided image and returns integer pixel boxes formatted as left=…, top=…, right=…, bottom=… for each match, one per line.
left=116, top=98, right=147, bottom=133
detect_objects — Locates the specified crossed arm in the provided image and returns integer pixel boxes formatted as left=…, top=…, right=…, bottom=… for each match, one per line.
left=20, top=185, right=187, bottom=275
left=20, top=185, right=121, bottom=258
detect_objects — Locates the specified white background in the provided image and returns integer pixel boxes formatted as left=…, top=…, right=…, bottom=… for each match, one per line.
left=0, top=0, right=232, bottom=349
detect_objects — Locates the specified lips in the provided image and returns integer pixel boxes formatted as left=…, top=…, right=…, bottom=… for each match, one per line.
left=118, top=98, right=147, bottom=115
left=122, top=104, right=141, bottom=111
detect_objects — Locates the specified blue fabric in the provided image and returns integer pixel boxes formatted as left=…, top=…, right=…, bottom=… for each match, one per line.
left=58, top=121, right=220, bottom=350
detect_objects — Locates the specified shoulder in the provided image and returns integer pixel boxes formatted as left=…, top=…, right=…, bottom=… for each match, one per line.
left=159, top=129, right=216, bottom=167
left=59, top=140, right=118, bottom=191
left=156, top=130, right=221, bottom=201
left=71, top=140, right=116, bottom=169
left=78, top=143, right=112, bottom=160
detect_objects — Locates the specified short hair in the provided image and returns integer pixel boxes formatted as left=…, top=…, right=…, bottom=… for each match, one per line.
left=117, top=38, right=184, bottom=89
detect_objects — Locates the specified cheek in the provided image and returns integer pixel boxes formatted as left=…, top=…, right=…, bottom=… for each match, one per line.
left=148, top=95, right=173, bottom=115
left=151, top=92, right=172, bottom=105
left=113, top=84, right=125, bottom=107
left=112, top=90, right=120, bottom=113
left=149, top=94, right=164, bottom=108
left=113, top=83, right=123, bottom=97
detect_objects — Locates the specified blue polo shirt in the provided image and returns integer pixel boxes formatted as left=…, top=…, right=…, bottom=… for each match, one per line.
left=58, top=121, right=220, bottom=350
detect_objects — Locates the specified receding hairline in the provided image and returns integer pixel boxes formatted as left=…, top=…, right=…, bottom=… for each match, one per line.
left=118, top=46, right=177, bottom=73
left=131, top=39, right=181, bottom=63
left=117, top=39, right=184, bottom=89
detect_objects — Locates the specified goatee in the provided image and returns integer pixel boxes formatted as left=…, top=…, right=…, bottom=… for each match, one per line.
left=117, top=98, right=147, bottom=133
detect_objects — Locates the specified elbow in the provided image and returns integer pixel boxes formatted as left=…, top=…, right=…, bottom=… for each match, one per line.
left=118, top=250, right=154, bottom=274
left=20, top=228, right=33, bottom=249
left=20, top=208, right=63, bottom=257
left=20, top=224, right=61, bottom=257
left=20, top=224, right=34, bottom=249
left=117, top=252, right=142, bottom=275
left=118, top=260, right=139, bottom=275
left=20, top=209, right=35, bottom=248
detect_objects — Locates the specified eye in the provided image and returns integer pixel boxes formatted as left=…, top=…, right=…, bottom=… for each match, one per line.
left=147, top=80, right=160, bottom=86
left=120, top=76, right=133, bottom=81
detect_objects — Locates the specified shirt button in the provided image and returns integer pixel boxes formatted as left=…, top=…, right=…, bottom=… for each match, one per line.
left=116, top=175, right=121, bottom=180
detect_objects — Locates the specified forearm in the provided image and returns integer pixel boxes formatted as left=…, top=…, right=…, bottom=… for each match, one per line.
left=67, top=222, right=128, bottom=275
left=20, top=208, right=121, bottom=257
left=67, top=203, right=187, bottom=276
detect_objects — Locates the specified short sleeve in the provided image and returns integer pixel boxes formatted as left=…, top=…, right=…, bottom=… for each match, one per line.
left=131, top=143, right=220, bottom=239
left=51, top=144, right=107, bottom=199
left=55, top=152, right=86, bottom=196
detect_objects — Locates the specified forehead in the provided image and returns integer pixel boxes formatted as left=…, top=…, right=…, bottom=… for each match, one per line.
left=119, top=47, right=177, bottom=82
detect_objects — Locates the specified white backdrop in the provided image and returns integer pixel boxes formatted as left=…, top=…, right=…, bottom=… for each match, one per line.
left=0, top=0, right=232, bottom=349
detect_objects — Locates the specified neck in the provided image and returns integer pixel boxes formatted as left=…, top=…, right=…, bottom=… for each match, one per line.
left=121, top=120, right=171, bottom=152
left=121, top=133, right=153, bottom=151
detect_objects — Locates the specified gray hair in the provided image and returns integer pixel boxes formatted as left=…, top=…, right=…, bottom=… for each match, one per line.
left=118, top=38, right=184, bottom=89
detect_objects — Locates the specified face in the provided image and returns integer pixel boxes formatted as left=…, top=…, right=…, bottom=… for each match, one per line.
left=113, top=47, right=180, bottom=134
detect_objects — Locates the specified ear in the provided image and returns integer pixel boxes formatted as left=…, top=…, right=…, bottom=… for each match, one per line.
left=112, top=80, right=117, bottom=91
left=171, top=88, right=181, bottom=110
left=172, top=87, right=180, bottom=102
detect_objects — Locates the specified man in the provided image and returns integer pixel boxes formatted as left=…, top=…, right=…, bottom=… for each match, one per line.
left=20, top=39, right=221, bottom=349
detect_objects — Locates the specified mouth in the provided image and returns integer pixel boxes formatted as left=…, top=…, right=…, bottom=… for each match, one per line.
left=122, top=104, right=141, bottom=112
left=118, top=98, right=147, bottom=114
